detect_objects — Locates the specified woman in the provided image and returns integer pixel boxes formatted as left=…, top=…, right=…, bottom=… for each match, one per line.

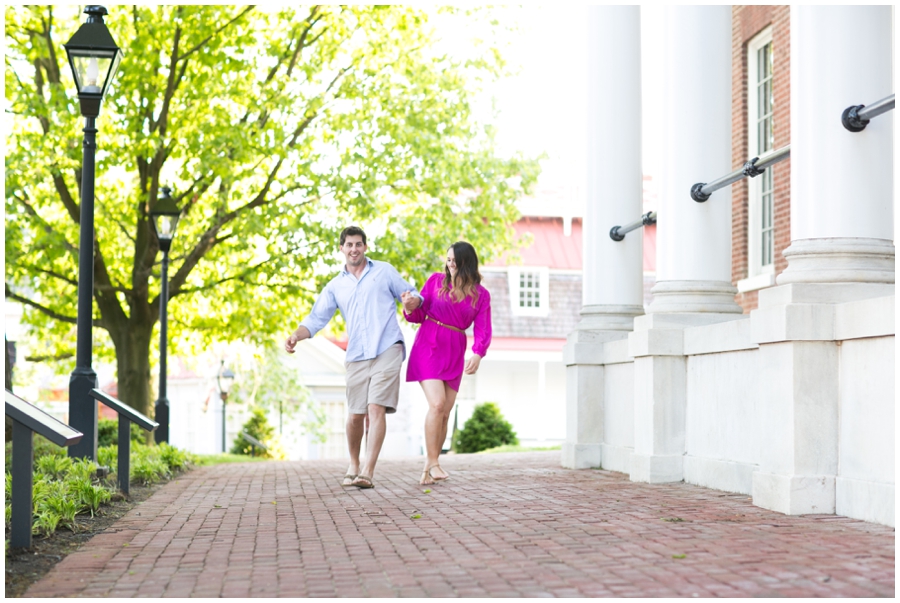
left=401, top=241, right=492, bottom=485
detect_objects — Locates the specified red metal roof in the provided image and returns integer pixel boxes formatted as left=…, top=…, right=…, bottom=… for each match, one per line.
left=488, top=216, right=656, bottom=272
left=488, top=217, right=583, bottom=270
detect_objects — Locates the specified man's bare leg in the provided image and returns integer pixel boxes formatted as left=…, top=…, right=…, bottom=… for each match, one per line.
left=345, top=413, right=365, bottom=479
left=358, top=404, right=386, bottom=480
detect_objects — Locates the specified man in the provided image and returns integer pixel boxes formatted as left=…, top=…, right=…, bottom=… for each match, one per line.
left=285, top=226, right=422, bottom=488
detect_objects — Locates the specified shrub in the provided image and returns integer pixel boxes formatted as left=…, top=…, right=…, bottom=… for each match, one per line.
left=453, top=402, right=518, bottom=453
left=97, top=418, right=146, bottom=448
left=231, top=407, right=278, bottom=458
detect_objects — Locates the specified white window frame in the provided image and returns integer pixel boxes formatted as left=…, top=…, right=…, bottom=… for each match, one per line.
left=741, top=27, right=777, bottom=292
left=507, top=266, right=550, bottom=317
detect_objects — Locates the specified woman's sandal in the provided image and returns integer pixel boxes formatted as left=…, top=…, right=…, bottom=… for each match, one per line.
left=419, top=469, right=435, bottom=486
left=351, top=474, right=374, bottom=489
left=428, top=465, right=449, bottom=481
left=341, top=474, right=357, bottom=487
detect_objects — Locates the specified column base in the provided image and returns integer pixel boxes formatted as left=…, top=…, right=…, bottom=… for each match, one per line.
left=630, top=452, right=683, bottom=483
left=777, top=237, right=895, bottom=285
left=573, top=304, right=645, bottom=335
left=752, top=471, right=835, bottom=515
left=647, top=280, right=743, bottom=314
left=561, top=443, right=601, bottom=469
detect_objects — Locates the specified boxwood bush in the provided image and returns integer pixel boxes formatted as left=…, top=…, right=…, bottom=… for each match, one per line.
left=453, top=402, right=518, bottom=453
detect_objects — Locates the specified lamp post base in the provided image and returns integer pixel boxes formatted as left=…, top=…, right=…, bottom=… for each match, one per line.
left=68, top=367, right=98, bottom=460
left=154, top=398, right=169, bottom=444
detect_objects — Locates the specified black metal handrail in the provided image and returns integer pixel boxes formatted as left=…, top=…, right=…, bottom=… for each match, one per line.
left=609, top=211, right=657, bottom=242
left=842, top=93, right=895, bottom=132
left=691, top=144, right=791, bottom=203
left=6, top=390, right=83, bottom=549
left=90, top=389, right=158, bottom=495
left=241, top=430, right=268, bottom=456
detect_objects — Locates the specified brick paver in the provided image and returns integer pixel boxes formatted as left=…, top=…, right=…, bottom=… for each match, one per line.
left=24, top=451, right=894, bottom=597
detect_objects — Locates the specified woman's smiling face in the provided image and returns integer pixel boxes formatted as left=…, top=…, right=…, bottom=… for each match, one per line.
left=446, top=247, right=457, bottom=278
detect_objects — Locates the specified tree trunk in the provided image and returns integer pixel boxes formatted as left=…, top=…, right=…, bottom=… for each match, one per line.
left=111, top=321, right=154, bottom=420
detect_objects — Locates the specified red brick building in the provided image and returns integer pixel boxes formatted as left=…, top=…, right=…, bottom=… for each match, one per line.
left=731, top=6, right=791, bottom=312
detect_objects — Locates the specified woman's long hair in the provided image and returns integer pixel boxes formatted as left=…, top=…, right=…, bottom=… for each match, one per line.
left=441, top=241, right=481, bottom=305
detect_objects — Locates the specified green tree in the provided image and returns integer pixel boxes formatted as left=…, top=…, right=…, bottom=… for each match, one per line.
left=5, top=6, right=539, bottom=418
left=231, top=407, right=276, bottom=457
left=226, top=343, right=326, bottom=444
left=454, top=402, right=518, bottom=453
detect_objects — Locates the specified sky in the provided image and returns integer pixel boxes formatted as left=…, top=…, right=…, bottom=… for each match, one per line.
left=451, top=6, right=666, bottom=217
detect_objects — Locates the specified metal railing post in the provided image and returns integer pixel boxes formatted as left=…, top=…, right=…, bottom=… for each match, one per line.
left=118, top=416, right=131, bottom=495
left=11, top=420, right=34, bottom=549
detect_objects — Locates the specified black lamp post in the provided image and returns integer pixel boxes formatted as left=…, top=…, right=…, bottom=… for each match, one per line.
left=64, top=5, right=123, bottom=461
left=217, top=361, right=235, bottom=453
left=150, top=187, right=181, bottom=444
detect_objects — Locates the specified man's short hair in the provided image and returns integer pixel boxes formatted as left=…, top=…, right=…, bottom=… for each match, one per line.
left=340, top=226, right=367, bottom=246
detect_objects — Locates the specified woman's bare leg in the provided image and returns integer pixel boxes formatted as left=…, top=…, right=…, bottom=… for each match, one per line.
left=420, top=380, right=450, bottom=482
left=430, top=383, right=459, bottom=479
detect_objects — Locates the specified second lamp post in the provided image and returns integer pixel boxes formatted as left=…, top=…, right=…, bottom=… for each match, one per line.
left=217, top=361, right=235, bottom=453
left=150, top=187, right=181, bottom=444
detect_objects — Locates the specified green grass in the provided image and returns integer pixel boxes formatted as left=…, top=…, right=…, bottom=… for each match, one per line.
left=476, top=444, right=561, bottom=454
left=194, top=453, right=271, bottom=466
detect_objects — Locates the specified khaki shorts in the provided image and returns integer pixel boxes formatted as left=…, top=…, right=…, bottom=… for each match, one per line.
left=345, top=343, right=403, bottom=415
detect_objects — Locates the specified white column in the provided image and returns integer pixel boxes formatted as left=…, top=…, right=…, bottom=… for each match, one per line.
left=629, top=6, right=737, bottom=484
left=648, top=5, right=741, bottom=314
left=579, top=4, right=645, bottom=331
left=751, top=6, right=895, bottom=519
left=778, top=5, right=894, bottom=287
left=563, top=5, right=643, bottom=470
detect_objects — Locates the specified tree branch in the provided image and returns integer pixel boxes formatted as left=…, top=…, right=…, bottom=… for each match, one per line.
left=175, top=6, right=255, bottom=63
left=25, top=352, right=75, bottom=363
left=52, top=172, right=81, bottom=223
left=11, top=192, right=78, bottom=257
left=18, top=264, right=78, bottom=287
left=165, top=258, right=273, bottom=300
left=5, top=285, right=76, bottom=324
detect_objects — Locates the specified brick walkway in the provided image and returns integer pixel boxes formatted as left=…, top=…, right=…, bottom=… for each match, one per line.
left=24, top=451, right=894, bottom=597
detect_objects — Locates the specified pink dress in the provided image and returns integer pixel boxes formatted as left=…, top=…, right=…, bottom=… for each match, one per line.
left=404, top=272, right=492, bottom=392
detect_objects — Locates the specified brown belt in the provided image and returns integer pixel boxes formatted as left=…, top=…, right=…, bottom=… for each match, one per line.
left=426, top=315, right=465, bottom=333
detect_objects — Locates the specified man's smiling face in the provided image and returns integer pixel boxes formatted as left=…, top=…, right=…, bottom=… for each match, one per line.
left=341, top=234, right=367, bottom=269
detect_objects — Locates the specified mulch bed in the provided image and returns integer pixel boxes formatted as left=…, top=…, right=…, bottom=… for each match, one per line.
left=5, top=481, right=165, bottom=597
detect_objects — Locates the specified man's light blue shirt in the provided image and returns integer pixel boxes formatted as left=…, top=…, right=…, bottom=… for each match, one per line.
left=300, top=259, right=421, bottom=363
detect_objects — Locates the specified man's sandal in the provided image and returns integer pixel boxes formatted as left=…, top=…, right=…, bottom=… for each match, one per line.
left=428, top=465, right=449, bottom=481
left=351, top=475, right=374, bottom=489
left=341, top=474, right=357, bottom=487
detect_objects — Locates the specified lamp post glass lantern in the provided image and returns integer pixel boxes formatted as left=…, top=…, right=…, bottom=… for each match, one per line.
left=64, top=5, right=122, bottom=460
left=218, top=362, right=235, bottom=453
left=64, top=6, right=124, bottom=118
left=150, top=187, right=181, bottom=444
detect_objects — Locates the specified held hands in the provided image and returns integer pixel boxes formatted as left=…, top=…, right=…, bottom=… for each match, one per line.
left=400, top=291, right=421, bottom=313
left=464, top=354, right=482, bottom=375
